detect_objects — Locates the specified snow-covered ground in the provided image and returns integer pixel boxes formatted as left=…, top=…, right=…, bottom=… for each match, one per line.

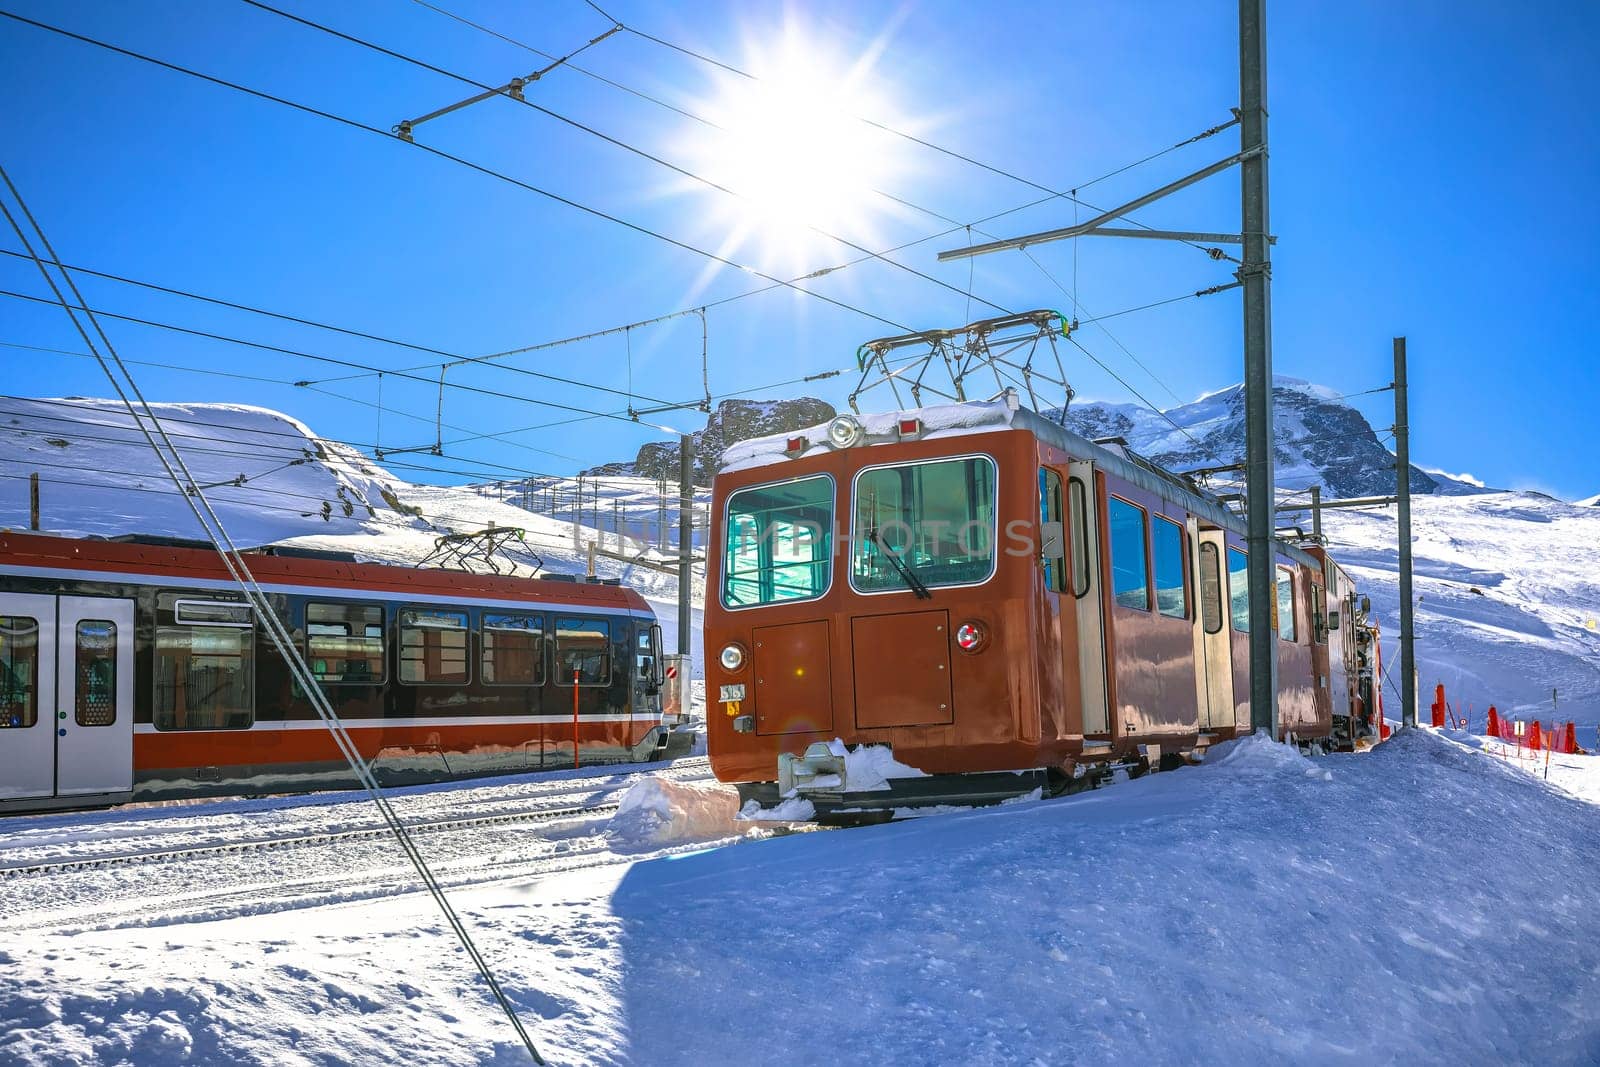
left=4, top=729, right=1599, bottom=1065
left=6, top=395, right=1600, bottom=1063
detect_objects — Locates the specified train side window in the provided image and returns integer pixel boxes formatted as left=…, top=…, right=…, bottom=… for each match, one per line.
left=0, top=615, right=39, bottom=729
left=74, top=620, right=118, bottom=727
left=1107, top=497, right=1150, bottom=611
left=483, top=613, right=544, bottom=686
left=1038, top=468, right=1066, bottom=593
left=1068, top=476, right=1090, bottom=598
left=306, top=603, right=386, bottom=684
left=399, top=608, right=469, bottom=684
left=1199, top=544, right=1224, bottom=634
left=1311, top=581, right=1327, bottom=643
left=175, top=599, right=251, bottom=627
left=154, top=592, right=254, bottom=730
left=554, top=617, right=611, bottom=687
left=1151, top=516, right=1187, bottom=620
left=1277, top=568, right=1298, bottom=643
left=1228, top=547, right=1250, bottom=633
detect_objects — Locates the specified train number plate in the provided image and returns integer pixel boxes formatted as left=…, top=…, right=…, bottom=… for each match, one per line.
left=719, top=684, right=746, bottom=701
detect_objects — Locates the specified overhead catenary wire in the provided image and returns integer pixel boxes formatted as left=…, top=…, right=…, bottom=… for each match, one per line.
left=0, top=160, right=547, bottom=1063
left=406, top=0, right=1238, bottom=265
left=383, top=0, right=1252, bottom=415
left=0, top=7, right=917, bottom=339
left=236, top=0, right=1016, bottom=320
left=3, top=5, right=1252, bottom=482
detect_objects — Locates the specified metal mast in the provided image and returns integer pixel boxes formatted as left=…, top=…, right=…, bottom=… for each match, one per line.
left=934, top=1, right=1282, bottom=734
left=678, top=435, right=694, bottom=658
left=1393, top=336, right=1416, bottom=727
left=1239, top=0, right=1278, bottom=736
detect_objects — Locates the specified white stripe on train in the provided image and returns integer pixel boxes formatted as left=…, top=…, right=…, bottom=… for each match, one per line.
left=0, top=562, right=656, bottom=618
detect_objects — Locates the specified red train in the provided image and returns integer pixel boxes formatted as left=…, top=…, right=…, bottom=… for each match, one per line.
left=0, top=531, right=677, bottom=814
left=704, top=396, right=1377, bottom=815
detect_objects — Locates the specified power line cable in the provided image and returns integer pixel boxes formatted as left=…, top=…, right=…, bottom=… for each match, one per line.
left=0, top=157, right=549, bottom=1064
left=1, top=7, right=1246, bottom=465
left=0, top=7, right=917, bottom=338
left=237, top=0, right=1015, bottom=319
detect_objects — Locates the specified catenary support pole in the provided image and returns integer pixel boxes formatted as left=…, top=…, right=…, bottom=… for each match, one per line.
left=678, top=435, right=694, bottom=657
left=28, top=471, right=39, bottom=530
left=1240, top=0, right=1278, bottom=737
left=1394, top=336, right=1415, bottom=728
left=1310, top=484, right=1321, bottom=541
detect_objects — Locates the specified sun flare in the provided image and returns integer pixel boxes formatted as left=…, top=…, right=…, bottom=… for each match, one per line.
left=686, top=24, right=907, bottom=267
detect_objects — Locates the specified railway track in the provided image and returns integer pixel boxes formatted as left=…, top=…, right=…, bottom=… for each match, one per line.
left=0, top=757, right=726, bottom=933
left=0, top=757, right=714, bottom=878
left=0, top=800, right=624, bottom=879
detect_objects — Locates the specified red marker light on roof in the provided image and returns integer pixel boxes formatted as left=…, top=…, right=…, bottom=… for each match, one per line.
left=897, top=417, right=922, bottom=439
left=785, top=436, right=806, bottom=457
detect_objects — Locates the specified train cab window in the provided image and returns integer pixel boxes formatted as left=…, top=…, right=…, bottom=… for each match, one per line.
left=1228, top=547, right=1250, bottom=633
left=482, top=613, right=544, bottom=685
left=307, top=603, right=386, bottom=684
left=400, top=609, right=469, bottom=684
left=1199, top=544, right=1224, bottom=634
left=154, top=592, right=254, bottom=730
left=1277, top=568, right=1298, bottom=643
left=852, top=455, right=998, bottom=593
left=555, top=617, right=611, bottom=687
left=0, top=616, right=39, bottom=729
left=1068, top=476, right=1090, bottom=597
left=723, top=475, right=834, bottom=608
left=74, top=620, right=117, bottom=727
left=636, top=624, right=662, bottom=687
left=1151, top=516, right=1188, bottom=620
left=1038, top=468, right=1066, bottom=593
left=1107, top=497, right=1150, bottom=611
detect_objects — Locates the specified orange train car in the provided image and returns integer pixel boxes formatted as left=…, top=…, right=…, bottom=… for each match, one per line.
left=0, top=531, right=675, bottom=813
left=703, top=397, right=1373, bottom=815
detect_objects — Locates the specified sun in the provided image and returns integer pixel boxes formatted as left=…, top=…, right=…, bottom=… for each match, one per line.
left=683, top=21, right=909, bottom=270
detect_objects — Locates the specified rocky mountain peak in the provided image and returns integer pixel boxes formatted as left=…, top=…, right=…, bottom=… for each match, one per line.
left=586, top=397, right=837, bottom=484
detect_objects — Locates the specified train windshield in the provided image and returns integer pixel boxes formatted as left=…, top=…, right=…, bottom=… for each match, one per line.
left=723, top=475, right=835, bottom=607
left=852, top=455, right=998, bottom=592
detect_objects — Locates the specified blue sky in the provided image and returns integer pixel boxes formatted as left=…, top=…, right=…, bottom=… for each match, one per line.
left=1, top=0, right=1595, bottom=498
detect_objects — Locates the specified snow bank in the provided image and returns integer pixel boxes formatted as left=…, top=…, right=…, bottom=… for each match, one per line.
left=1202, top=732, right=1334, bottom=781
left=610, top=728, right=1600, bottom=1065
left=737, top=796, right=817, bottom=822
left=825, top=738, right=928, bottom=793
left=605, top=776, right=740, bottom=852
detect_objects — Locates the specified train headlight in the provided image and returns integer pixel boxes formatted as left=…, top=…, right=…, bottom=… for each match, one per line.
left=719, top=643, right=747, bottom=672
left=826, top=414, right=864, bottom=448
left=954, top=621, right=987, bottom=653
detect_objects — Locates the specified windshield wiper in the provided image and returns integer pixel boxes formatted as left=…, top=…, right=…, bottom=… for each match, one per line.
left=869, top=527, right=932, bottom=599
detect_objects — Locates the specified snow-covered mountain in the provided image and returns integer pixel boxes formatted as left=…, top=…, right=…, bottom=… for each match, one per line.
left=1578, top=492, right=1600, bottom=507
left=1052, top=376, right=1482, bottom=498
left=586, top=397, right=836, bottom=484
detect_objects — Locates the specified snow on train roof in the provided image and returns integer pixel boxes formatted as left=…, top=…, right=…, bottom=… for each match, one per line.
left=720, top=395, right=1321, bottom=568
left=719, top=397, right=1019, bottom=474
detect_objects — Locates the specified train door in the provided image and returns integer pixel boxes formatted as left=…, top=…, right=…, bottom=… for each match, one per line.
left=1192, top=529, right=1234, bottom=729
left=0, top=593, right=134, bottom=805
left=1066, top=461, right=1110, bottom=736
